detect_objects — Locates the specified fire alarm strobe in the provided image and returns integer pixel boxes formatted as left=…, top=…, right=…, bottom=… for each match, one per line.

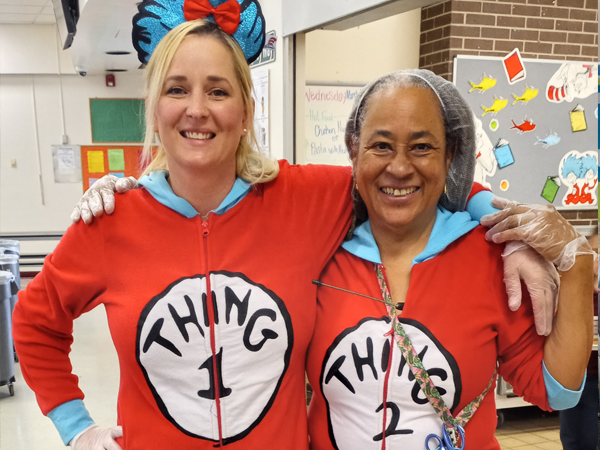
left=106, top=74, right=115, bottom=87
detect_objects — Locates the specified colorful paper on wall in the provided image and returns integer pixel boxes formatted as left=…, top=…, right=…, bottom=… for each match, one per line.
left=108, top=149, right=126, bottom=170
left=493, top=139, right=514, bottom=168
left=502, top=49, right=526, bottom=84
left=570, top=105, right=587, bottom=132
left=541, top=176, right=560, bottom=203
left=89, top=178, right=100, bottom=187
left=87, top=151, right=105, bottom=173
left=112, top=172, right=125, bottom=178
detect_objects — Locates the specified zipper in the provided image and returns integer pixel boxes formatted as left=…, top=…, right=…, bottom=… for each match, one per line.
left=201, top=216, right=224, bottom=447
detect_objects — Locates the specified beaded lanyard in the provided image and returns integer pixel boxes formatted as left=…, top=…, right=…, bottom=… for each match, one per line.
left=374, top=264, right=497, bottom=448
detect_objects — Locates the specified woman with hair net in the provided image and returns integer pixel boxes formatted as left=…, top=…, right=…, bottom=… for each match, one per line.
left=305, top=69, right=594, bottom=450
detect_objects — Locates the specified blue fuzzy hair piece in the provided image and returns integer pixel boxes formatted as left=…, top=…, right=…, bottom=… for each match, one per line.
left=132, top=0, right=266, bottom=64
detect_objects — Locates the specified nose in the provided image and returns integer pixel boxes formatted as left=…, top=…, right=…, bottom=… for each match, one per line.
left=186, top=92, right=209, bottom=118
left=385, top=147, right=415, bottom=179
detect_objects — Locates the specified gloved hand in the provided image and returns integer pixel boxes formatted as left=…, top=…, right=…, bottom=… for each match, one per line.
left=502, top=242, right=560, bottom=336
left=70, top=425, right=123, bottom=450
left=481, top=197, right=595, bottom=272
left=71, top=175, right=138, bottom=224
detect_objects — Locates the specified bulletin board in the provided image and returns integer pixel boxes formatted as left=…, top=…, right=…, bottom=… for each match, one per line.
left=90, top=99, right=145, bottom=143
left=454, top=55, right=598, bottom=210
left=304, top=84, right=364, bottom=166
left=80, top=146, right=145, bottom=191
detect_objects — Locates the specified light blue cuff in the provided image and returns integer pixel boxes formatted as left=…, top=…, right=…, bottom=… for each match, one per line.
left=47, top=399, right=95, bottom=445
left=543, top=361, right=586, bottom=410
left=467, top=190, right=498, bottom=223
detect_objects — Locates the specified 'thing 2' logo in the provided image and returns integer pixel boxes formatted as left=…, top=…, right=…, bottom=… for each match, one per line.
left=321, top=316, right=461, bottom=450
left=136, top=272, right=293, bottom=444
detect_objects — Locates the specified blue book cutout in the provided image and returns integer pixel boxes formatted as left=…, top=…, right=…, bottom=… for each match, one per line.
left=494, top=139, right=514, bottom=168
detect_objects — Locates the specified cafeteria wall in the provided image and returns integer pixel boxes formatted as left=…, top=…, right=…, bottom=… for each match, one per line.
left=0, top=24, right=145, bottom=234
left=0, top=0, right=285, bottom=235
left=417, top=0, right=598, bottom=228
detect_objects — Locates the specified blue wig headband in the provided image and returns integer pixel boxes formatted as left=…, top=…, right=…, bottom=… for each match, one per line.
left=132, top=0, right=266, bottom=65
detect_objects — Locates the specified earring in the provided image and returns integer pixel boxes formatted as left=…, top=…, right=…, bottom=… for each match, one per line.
left=355, top=183, right=359, bottom=192
left=444, top=184, right=447, bottom=194
left=243, top=128, right=247, bottom=133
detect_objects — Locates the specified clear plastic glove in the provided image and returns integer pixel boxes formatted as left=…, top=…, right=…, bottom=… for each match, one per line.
left=502, top=242, right=560, bottom=336
left=481, top=197, right=595, bottom=272
left=70, top=425, right=123, bottom=450
left=71, top=175, right=138, bottom=224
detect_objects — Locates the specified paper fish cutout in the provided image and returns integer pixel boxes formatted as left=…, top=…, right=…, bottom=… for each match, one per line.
left=503, top=49, right=526, bottom=84
left=481, top=97, right=508, bottom=116
left=493, top=138, right=514, bottom=168
left=469, top=75, right=497, bottom=93
left=510, top=119, right=536, bottom=133
left=512, top=86, right=538, bottom=105
left=541, top=176, right=561, bottom=203
left=546, top=63, right=597, bottom=103
left=569, top=104, right=587, bottom=132
left=534, top=132, right=561, bottom=149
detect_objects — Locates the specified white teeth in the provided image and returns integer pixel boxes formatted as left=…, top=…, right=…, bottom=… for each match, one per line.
left=382, top=187, right=417, bottom=197
left=184, top=131, right=214, bottom=140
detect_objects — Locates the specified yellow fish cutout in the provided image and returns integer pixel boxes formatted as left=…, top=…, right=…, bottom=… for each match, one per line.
left=481, top=97, right=508, bottom=116
left=512, top=86, right=539, bottom=105
left=469, top=75, right=497, bottom=93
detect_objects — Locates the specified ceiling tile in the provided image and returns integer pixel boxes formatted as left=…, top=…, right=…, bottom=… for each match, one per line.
left=0, top=13, right=38, bottom=23
left=41, top=5, right=53, bottom=14
left=0, top=4, right=43, bottom=13
left=34, top=14, right=55, bottom=23
left=0, top=0, right=47, bottom=5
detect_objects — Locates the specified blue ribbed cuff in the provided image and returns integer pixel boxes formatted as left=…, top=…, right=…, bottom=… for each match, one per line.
left=543, top=361, right=586, bottom=410
left=47, top=399, right=95, bottom=445
left=467, top=190, right=498, bottom=224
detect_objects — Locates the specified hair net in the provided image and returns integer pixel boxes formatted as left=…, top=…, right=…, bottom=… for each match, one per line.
left=344, top=69, right=476, bottom=220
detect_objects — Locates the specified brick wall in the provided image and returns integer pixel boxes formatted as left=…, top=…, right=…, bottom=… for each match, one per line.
left=420, top=0, right=598, bottom=80
left=419, top=0, right=598, bottom=228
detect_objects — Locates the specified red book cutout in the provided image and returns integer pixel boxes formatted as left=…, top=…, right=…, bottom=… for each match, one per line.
left=502, top=49, right=526, bottom=85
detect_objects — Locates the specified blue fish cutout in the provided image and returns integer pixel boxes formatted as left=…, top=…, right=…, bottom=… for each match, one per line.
left=534, top=132, right=561, bottom=149
left=132, top=0, right=266, bottom=64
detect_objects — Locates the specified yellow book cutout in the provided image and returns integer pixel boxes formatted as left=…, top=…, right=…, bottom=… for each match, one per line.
left=87, top=150, right=105, bottom=173
left=569, top=104, right=587, bottom=132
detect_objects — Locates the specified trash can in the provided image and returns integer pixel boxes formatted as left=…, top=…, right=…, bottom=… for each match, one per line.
left=0, top=270, right=16, bottom=396
left=0, top=254, right=20, bottom=315
left=0, top=239, right=20, bottom=257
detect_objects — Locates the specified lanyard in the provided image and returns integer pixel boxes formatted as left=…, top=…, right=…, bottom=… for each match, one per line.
left=375, top=264, right=497, bottom=448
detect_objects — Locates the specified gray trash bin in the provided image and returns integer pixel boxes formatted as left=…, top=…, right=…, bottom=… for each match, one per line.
left=0, top=270, right=16, bottom=396
left=0, top=254, right=20, bottom=315
left=0, top=239, right=20, bottom=257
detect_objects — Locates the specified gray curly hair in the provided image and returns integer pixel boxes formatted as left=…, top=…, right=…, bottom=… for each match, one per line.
left=344, top=69, right=476, bottom=230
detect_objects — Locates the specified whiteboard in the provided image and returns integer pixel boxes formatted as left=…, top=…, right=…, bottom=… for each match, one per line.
left=454, top=56, right=598, bottom=210
left=304, top=84, right=364, bottom=166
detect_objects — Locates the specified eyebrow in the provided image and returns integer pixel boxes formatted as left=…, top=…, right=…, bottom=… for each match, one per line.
left=371, top=130, right=394, bottom=139
left=164, top=74, right=233, bottom=88
left=408, top=130, right=432, bottom=140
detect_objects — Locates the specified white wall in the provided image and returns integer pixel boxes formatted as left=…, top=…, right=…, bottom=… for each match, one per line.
left=250, top=0, right=285, bottom=161
left=0, top=24, right=144, bottom=234
left=305, top=9, right=421, bottom=85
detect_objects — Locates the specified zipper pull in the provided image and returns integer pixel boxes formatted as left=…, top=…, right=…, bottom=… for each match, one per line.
left=202, top=220, right=209, bottom=237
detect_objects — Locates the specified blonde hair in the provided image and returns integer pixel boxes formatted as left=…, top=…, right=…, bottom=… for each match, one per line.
left=141, top=20, right=279, bottom=184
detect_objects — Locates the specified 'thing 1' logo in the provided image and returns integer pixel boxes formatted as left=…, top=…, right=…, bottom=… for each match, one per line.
left=321, top=316, right=461, bottom=450
left=136, top=272, right=293, bottom=444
